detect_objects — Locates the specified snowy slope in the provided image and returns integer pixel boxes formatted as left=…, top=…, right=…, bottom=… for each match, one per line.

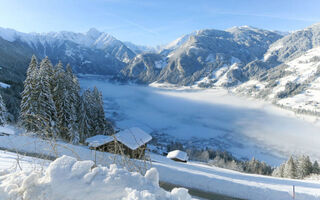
left=0, top=150, right=50, bottom=171
left=235, top=47, right=320, bottom=114
left=0, top=153, right=192, bottom=200
left=1, top=132, right=320, bottom=200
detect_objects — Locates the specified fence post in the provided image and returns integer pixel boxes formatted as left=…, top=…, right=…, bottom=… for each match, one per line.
left=292, top=185, right=295, bottom=199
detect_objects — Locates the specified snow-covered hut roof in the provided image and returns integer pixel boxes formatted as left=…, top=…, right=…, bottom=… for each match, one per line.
left=115, top=127, right=152, bottom=150
left=85, top=135, right=113, bottom=148
left=167, top=150, right=188, bottom=162
left=85, top=127, right=152, bottom=150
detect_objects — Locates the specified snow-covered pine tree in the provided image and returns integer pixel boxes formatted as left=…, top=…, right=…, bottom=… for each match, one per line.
left=0, top=93, right=7, bottom=126
left=65, top=64, right=80, bottom=144
left=272, top=163, right=285, bottom=177
left=283, top=156, right=297, bottom=179
left=82, top=89, right=95, bottom=137
left=296, top=155, right=312, bottom=178
left=36, top=57, right=58, bottom=137
left=92, top=86, right=107, bottom=135
left=78, top=93, right=91, bottom=142
left=313, top=160, right=320, bottom=174
left=20, top=55, right=39, bottom=131
left=52, top=61, right=70, bottom=139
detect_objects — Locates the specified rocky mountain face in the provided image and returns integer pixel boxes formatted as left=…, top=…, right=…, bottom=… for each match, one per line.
left=0, top=27, right=136, bottom=81
left=234, top=23, right=320, bottom=115
left=264, top=23, right=320, bottom=63
left=122, top=26, right=282, bottom=86
left=123, top=41, right=156, bottom=54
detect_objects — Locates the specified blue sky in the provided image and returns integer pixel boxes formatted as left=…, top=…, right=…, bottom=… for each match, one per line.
left=1, top=0, right=320, bottom=46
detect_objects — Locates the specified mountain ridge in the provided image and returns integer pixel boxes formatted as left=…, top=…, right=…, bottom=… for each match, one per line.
left=2, top=24, right=320, bottom=118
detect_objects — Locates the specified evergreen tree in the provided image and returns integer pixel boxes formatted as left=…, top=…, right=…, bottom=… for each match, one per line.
left=272, top=163, right=285, bottom=177
left=0, top=93, right=7, bottom=125
left=36, top=57, right=58, bottom=137
left=78, top=93, right=91, bottom=142
left=52, top=61, right=70, bottom=139
left=297, top=155, right=312, bottom=178
left=82, top=89, right=95, bottom=137
left=283, top=156, right=297, bottom=179
left=19, top=57, right=112, bottom=143
left=312, top=161, right=320, bottom=174
left=65, top=64, right=80, bottom=143
left=20, top=55, right=39, bottom=131
left=92, top=86, right=107, bottom=135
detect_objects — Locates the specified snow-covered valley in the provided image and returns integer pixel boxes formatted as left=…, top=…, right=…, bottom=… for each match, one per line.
left=79, top=76, right=320, bottom=166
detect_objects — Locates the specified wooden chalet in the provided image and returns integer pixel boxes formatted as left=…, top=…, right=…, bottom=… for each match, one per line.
left=85, top=127, right=152, bottom=159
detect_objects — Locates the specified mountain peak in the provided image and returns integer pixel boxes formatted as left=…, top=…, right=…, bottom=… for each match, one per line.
left=226, top=25, right=263, bottom=33
left=86, top=28, right=102, bottom=38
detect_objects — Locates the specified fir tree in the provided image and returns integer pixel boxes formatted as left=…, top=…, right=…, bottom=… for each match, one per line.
left=36, top=57, right=58, bottom=137
left=283, top=156, right=297, bottom=179
left=0, top=93, right=7, bottom=126
left=65, top=64, right=80, bottom=143
left=20, top=55, right=39, bottom=131
left=52, top=61, right=70, bottom=139
left=297, top=155, right=312, bottom=178
left=272, top=163, right=285, bottom=177
left=19, top=57, right=112, bottom=143
left=312, top=161, right=320, bottom=174
left=78, top=93, right=90, bottom=142
left=82, top=89, right=95, bottom=137
left=92, top=86, right=107, bottom=135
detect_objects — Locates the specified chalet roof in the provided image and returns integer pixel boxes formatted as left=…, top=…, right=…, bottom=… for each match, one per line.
left=167, top=150, right=188, bottom=161
left=115, top=127, right=152, bottom=150
left=85, top=127, right=152, bottom=150
left=85, top=135, right=113, bottom=148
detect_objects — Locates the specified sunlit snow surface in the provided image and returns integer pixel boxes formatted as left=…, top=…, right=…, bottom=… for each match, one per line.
left=79, top=76, right=320, bottom=165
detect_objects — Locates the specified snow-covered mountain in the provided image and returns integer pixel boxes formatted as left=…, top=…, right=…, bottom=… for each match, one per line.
left=3, top=24, right=320, bottom=117
left=121, top=26, right=282, bottom=85
left=235, top=46, right=320, bottom=114
left=123, top=41, right=156, bottom=54
left=229, top=23, right=320, bottom=115
left=264, top=23, right=320, bottom=62
left=0, top=27, right=136, bottom=82
left=121, top=23, right=320, bottom=115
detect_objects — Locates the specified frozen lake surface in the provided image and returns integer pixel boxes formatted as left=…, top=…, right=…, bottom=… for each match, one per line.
left=79, top=76, right=320, bottom=165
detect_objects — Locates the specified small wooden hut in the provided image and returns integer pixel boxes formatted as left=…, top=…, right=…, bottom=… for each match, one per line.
left=85, top=127, right=152, bottom=159
left=167, top=150, right=188, bottom=162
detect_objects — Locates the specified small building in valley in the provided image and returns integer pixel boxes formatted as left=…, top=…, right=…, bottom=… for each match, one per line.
left=167, top=150, right=188, bottom=162
left=85, top=127, right=152, bottom=159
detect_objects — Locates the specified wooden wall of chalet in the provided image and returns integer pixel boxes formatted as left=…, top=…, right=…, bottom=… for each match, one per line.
left=92, top=140, right=147, bottom=159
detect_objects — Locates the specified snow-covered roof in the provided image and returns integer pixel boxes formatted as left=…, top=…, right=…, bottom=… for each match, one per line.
left=85, top=127, right=152, bottom=150
left=85, top=135, right=113, bottom=148
left=0, top=82, right=10, bottom=89
left=167, top=150, right=188, bottom=161
left=115, top=127, right=152, bottom=150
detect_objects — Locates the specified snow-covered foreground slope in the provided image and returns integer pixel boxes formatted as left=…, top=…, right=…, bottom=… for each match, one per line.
left=0, top=150, right=50, bottom=172
left=0, top=154, right=192, bottom=200
left=80, top=76, right=320, bottom=165
left=1, top=133, right=320, bottom=200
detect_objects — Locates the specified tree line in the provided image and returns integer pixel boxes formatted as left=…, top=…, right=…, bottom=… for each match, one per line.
left=19, top=55, right=113, bottom=143
left=166, top=143, right=273, bottom=175
left=166, top=142, right=320, bottom=178
left=272, top=155, right=320, bottom=179
left=0, top=92, right=7, bottom=126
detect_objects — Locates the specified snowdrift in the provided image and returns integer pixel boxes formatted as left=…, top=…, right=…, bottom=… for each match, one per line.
left=0, top=155, right=192, bottom=200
